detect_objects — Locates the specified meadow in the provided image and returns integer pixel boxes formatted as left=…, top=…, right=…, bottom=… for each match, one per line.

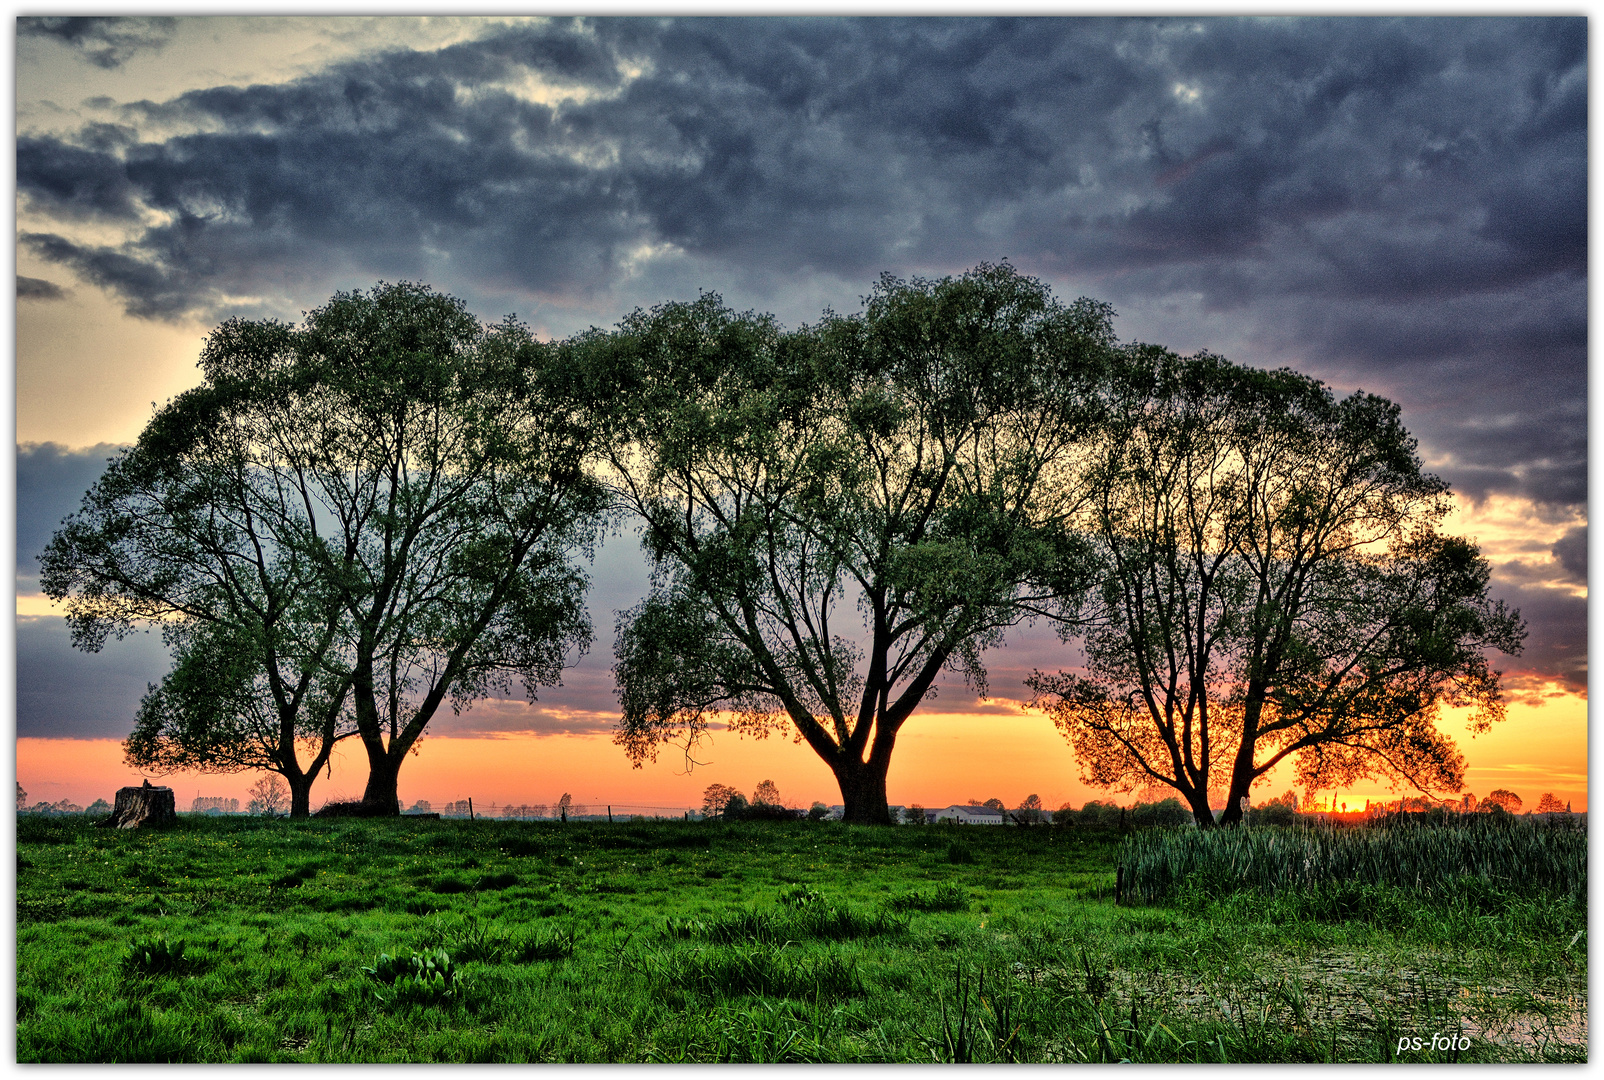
left=15, top=813, right=1587, bottom=1062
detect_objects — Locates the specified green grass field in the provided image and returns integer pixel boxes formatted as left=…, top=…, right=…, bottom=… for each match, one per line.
left=16, top=814, right=1586, bottom=1062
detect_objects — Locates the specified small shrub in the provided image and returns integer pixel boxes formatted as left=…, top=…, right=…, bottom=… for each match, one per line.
left=947, top=842, right=976, bottom=865
left=889, top=882, right=969, bottom=912
left=121, top=935, right=186, bottom=977
left=363, top=948, right=466, bottom=1006
left=512, top=927, right=575, bottom=962
left=778, top=884, right=825, bottom=908
left=1129, top=798, right=1193, bottom=828
left=664, top=945, right=864, bottom=998
left=1244, top=801, right=1300, bottom=828
left=447, top=920, right=513, bottom=963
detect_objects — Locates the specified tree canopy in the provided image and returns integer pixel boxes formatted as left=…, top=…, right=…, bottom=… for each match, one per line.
left=1028, top=347, right=1526, bottom=827
left=588, top=264, right=1114, bottom=823
left=43, top=282, right=605, bottom=814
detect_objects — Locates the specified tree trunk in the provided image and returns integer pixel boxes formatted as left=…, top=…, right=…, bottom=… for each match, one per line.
left=287, top=772, right=315, bottom=819
left=1215, top=793, right=1246, bottom=827
left=102, top=784, right=176, bottom=829
left=359, top=752, right=402, bottom=815
left=1186, top=790, right=1216, bottom=829
left=833, top=758, right=893, bottom=824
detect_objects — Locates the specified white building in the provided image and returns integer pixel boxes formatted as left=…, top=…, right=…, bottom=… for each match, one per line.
left=933, top=804, right=1005, bottom=825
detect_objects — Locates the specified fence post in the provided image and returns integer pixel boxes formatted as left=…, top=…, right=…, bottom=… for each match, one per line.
left=468, top=798, right=474, bottom=821
left=607, top=805, right=613, bottom=823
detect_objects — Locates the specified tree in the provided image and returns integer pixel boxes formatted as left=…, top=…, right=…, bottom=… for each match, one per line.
left=247, top=774, right=289, bottom=815
left=16, top=783, right=25, bottom=810
left=43, top=347, right=361, bottom=816
left=752, top=779, right=782, bottom=807
left=47, top=282, right=604, bottom=815
left=903, top=804, right=926, bottom=824
left=597, top=265, right=1112, bottom=823
left=86, top=798, right=112, bottom=815
left=557, top=793, right=572, bottom=822
left=701, top=783, right=741, bottom=817
left=1535, top=792, right=1565, bottom=814
left=982, top=798, right=1005, bottom=812
left=1014, top=793, right=1044, bottom=824
left=1483, top=789, right=1523, bottom=813
left=1029, top=349, right=1526, bottom=827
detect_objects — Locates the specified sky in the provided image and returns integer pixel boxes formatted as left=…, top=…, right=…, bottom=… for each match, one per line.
left=12, top=14, right=1589, bottom=813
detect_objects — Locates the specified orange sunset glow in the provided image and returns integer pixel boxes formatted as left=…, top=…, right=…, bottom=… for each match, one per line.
left=18, top=688, right=1587, bottom=816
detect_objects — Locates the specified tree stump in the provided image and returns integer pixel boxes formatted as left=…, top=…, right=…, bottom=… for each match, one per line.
left=101, top=783, right=177, bottom=829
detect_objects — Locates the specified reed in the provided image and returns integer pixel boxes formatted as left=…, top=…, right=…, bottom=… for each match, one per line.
left=1117, top=815, right=1586, bottom=906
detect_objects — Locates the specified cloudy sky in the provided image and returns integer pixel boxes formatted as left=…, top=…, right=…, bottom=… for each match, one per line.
left=14, top=15, right=1587, bottom=807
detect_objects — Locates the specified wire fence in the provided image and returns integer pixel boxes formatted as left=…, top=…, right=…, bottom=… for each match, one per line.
left=398, top=800, right=707, bottom=821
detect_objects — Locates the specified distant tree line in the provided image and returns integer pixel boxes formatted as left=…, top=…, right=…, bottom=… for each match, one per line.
left=43, top=266, right=1525, bottom=825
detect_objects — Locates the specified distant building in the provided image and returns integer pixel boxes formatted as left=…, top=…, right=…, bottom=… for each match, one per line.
left=933, top=804, right=1005, bottom=825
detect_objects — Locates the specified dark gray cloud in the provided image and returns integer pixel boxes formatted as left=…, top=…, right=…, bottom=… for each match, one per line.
left=17, top=442, right=126, bottom=588
left=17, top=276, right=67, bottom=300
left=16, top=615, right=169, bottom=738
left=1482, top=577, right=1587, bottom=697
left=16, top=16, right=1585, bottom=691
left=18, top=16, right=177, bottom=69
left=1551, top=526, right=1586, bottom=585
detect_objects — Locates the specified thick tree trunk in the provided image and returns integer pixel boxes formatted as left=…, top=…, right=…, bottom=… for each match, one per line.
left=833, top=758, right=893, bottom=824
left=288, top=772, right=315, bottom=819
left=359, top=753, right=403, bottom=815
left=102, top=784, right=176, bottom=829
left=1186, top=790, right=1216, bottom=829
left=1215, top=792, right=1247, bottom=827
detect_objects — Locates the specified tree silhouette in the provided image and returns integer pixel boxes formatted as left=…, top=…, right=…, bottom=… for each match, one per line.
left=1535, top=792, right=1565, bottom=814
left=1029, top=349, right=1526, bottom=827
left=247, top=774, right=289, bottom=816
left=597, top=265, right=1111, bottom=823
left=1483, top=789, right=1523, bottom=813
left=752, top=779, right=782, bottom=807
left=45, top=283, right=604, bottom=815
left=700, top=783, right=740, bottom=817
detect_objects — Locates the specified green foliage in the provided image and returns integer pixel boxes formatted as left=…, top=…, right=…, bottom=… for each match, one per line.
left=1128, top=798, right=1192, bottom=828
left=1119, top=815, right=1586, bottom=907
left=15, top=814, right=1582, bottom=1063
left=599, top=265, right=1115, bottom=821
left=1244, top=801, right=1301, bottom=828
left=120, top=935, right=187, bottom=977
left=1029, top=347, right=1527, bottom=825
left=888, top=883, right=969, bottom=913
left=652, top=945, right=865, bottom=1000
left=363, top=948, right=466, bottom=1006
left=946, top=841, right=976, bottom=865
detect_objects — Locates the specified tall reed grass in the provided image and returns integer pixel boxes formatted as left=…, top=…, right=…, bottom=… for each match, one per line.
left=1117, top=815, right=1586, bottom=906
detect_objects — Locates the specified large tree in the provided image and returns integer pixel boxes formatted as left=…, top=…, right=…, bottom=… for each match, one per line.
left=43, top=282, right=604, bottom=814
left=592, top=264, right=1111, bottom=823
left=1027, top=348, right=1526, bottom=827
left=42, top=363, right=359, bottom=817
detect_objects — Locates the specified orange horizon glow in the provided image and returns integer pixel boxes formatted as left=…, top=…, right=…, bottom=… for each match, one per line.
left=16, top=691, right=1587, bottom=816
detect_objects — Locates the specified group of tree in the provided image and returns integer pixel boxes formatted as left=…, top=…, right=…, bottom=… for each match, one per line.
left=700, top=780, right=795, bottom=820
left=44, top=266, right=1527, bottom=825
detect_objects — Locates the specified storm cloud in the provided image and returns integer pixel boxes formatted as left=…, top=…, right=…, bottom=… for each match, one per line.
left=18, top=16, right=178, bottom=69
left=17, top=16, right=1585, bottom=696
